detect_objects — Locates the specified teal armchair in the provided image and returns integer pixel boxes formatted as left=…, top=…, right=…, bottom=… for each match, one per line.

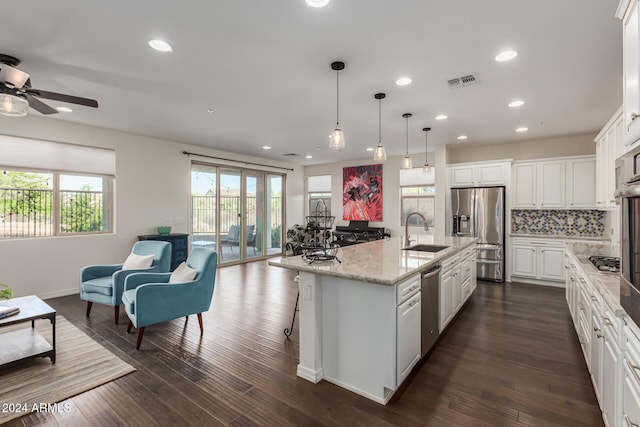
left=80, top=241, right=172, bottom=324
left=122, top=247, right=218, bottom=349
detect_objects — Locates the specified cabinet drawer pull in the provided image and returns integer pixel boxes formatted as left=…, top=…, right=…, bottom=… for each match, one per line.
left=603, top=317, right=613, bottom=326
left=590, top=296, right=597, bottom=302
left=632, top=112, right=640, bottom=122
left=626, top=415, right=640, bottom=427
left=594, top=326, right=601, bottom=332
left=597, top=333, right=604, bottom=339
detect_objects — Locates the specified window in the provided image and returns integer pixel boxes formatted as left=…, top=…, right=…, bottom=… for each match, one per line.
left=401, top=185, right=435, bottom=227
left=0, top=169, right=112, bottom=238
left=0, top=135, right=115, bottom=239
left=308, top=175, right=332, bottom=215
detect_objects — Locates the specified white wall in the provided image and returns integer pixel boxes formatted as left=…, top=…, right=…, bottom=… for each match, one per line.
left=0, top=115, right=304, bottom=299
left=304, top=152, right=437, bottom=239
left=447, top=133, right=596, bottom=164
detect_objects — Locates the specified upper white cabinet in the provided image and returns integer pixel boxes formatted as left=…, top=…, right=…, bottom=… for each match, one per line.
left=449, top=162, right=509, bottom=187
left=595, top=106, right=624, bottom=207
left=512, top=156, right=596, bottom=209
left=618, top=0, right=640, bottom=148
left=567, top=158, right=597, bottom=208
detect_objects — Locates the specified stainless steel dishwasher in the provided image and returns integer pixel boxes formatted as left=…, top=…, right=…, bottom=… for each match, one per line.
left=421, top=264, right=441, bottom=358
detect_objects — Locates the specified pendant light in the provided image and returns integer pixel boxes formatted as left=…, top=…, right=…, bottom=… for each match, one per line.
left=329, top=61, right=346, bottom=150
left=422, top=127, right=431, bottom=175
left=373, top=93, right=387, bottom=161
left=401, top=113, right=413, bottom=169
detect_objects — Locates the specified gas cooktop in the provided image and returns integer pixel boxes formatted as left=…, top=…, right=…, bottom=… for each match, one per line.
left=588, top=255, right=620, bottom=274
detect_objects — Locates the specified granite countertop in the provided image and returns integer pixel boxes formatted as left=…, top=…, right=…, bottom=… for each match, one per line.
left=511, top=233, right=609, bottom=241
left=268, top=235, right=478, bottom=286
left=564, top=241, right=623, bottom=314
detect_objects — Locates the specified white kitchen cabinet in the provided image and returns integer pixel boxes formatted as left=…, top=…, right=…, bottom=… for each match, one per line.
left=538, top=247, right=566, bottom=281
left=513, top=163, right=536, bottom=208
left=618, top=0, right=640, bottom=148
left=512, top=238, right=565, bottom=283
left=591, top=291, right=604, bottom=405
left=539, top=161, right=565, bottom=208
left=449, top=162, right=509, bottom=187
left=595, top=106, right=624, bottom=207
left=624, top=322, right=640, bottom=427
left=396, top=290, right=421, bottom=386
left=438, top=250, right=474, bottom=333
left=439, top=267, right=453, bottom=331
left=512, top=156, right=595, bottom=209
left=602, top=306, right=621, bottom=427
left=566, top=158, right=596, bottom=208
left=512, top=245, right=536, bottom=278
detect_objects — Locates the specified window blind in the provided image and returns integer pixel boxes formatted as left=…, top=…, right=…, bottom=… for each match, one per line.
left=0, top=134, right=115, bottom=176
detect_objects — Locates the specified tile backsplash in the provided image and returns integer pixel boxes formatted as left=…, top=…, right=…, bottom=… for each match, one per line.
left=511, top=209, right=606, bottom=237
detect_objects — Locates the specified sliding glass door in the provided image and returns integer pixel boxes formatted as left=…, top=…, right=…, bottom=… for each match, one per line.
left=191, top=163, right=284, bottom=264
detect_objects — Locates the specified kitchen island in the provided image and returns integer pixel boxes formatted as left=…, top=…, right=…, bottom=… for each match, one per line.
left=269, top=235, right=477, bottom=404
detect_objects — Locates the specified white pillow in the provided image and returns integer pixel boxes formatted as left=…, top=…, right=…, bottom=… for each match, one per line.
left=122, top=253, right=154, bottom=270
left=169, top=262, right=198, bottom=284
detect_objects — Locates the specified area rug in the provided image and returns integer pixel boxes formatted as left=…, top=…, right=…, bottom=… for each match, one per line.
left=0, top=316, right=135, bottom=424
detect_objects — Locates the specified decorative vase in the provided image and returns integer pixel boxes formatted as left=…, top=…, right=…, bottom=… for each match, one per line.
left=157, top=226, right=172, bottom=235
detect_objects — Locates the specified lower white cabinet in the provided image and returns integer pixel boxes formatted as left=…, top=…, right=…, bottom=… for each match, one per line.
left=439, top=255, right=458, bottom=331
left=602, top=307, right=620, bottom=427
left=624, top=324, right=640, bottom=427
left=439, top=249, right=476, bottom=333
left=396, top=290, right=421, bottom=386
left=512, top=239, right=566, bottom=283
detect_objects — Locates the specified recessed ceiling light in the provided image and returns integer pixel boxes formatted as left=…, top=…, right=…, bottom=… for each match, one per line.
left=516, top=127, right=528, bottom=132
left=366, top=147, right=375, bottom=152
left=457, top=135, right=468, bottom=140
left=495, top=50, right=518, bottom=62
left=395, top=77, right=412, bottom=86
left=148, top=39, right=173, bottom=52
left=508, top=100, right=524, bottom=108
left=262, top=145, right=272, bottom=150
left=435, top=114, right=448, bottom=121
left=207, top=108, right=214, bottom=114
left=55, top=106, right=72, bottom=113
left=305, top=155, right=313, bottom=159
left=306, top=0, right=330, bottom=7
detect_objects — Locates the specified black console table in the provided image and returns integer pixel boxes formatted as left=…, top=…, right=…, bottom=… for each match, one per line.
left=138, top=233, right=188, bottom=271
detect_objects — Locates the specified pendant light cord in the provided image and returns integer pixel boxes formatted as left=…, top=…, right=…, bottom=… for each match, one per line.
left=405, top=116, right=409, bottom=154
left=378, top=98, right=382, bottom=143
left=336, top=70, right=340, bottom=125
left=425, top=130, right=428, bottom=162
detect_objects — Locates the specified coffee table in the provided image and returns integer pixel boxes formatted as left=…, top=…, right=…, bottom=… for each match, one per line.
left=0, top=295, right=56, bottom=368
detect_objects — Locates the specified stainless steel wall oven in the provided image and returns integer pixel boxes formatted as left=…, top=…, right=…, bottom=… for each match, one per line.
left=615, top=144, right=640, bottom=327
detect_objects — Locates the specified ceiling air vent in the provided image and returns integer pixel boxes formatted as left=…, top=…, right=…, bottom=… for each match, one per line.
left=283, top=153, right=298, bottom=157
left=446, top=73, right=479, bottom=89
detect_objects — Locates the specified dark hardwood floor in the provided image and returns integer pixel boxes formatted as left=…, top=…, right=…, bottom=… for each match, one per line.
left=5, top=263, right=603, bottom=426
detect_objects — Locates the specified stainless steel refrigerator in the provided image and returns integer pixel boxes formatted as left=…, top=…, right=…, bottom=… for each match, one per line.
left=451, top=186, right=505, bottom=282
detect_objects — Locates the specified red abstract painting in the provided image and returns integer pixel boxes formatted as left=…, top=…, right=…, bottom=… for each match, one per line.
left=342, top=164, right=383, bottom=221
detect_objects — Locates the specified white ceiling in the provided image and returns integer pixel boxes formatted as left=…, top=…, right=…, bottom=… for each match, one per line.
left=1, top=0, right=622, bottom=165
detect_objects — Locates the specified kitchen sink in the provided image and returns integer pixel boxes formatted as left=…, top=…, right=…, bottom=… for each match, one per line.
left=402, top=244, right=450, bottom=252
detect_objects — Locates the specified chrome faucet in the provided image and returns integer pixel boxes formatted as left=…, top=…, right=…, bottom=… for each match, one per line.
left=405, top=212, right=429, bottom=247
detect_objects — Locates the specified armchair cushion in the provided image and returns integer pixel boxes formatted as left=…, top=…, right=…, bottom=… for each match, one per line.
left=122, top=253, right=154, bottom=270
left=82, top=276, right=114, bottom=296
left=169, top=262, right=198, bottom=283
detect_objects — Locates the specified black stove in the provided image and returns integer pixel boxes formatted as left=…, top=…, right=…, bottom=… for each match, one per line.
left=588, top=255, right=620, bottom=274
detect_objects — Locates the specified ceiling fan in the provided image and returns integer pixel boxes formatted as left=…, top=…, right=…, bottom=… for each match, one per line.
left=0, top=54, right=98, bottom=117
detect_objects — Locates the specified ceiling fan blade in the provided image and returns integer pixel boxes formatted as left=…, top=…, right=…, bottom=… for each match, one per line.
left=25, top=88, right=98, bottom=108
left=26, top=94, right=58, bottom=115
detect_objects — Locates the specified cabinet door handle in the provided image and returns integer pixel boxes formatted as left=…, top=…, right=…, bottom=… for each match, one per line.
left=594, top=326, right=601, bottom=332
left=597, top=333, right=604, bottom=339
left=603, top=317, right=613, bottom=326
left=625, top=414, right=640, bottom=427
left=632, top=112, right=640, bottom=122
